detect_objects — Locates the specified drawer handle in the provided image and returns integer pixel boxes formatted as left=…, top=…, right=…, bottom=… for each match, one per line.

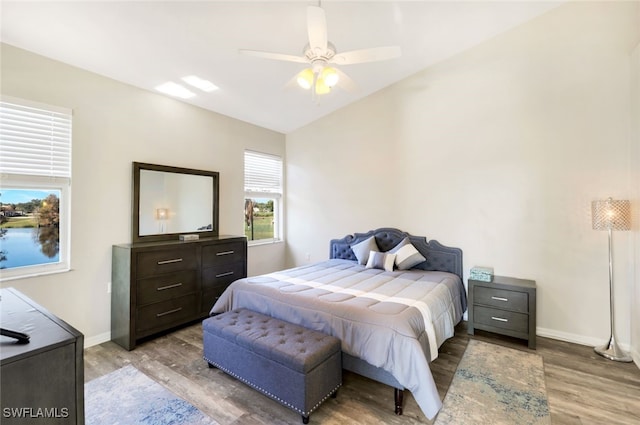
left=157, top=258, right=183, bottom=265
left=215, top=271, right=234, bottom=278
left=491, top=296, right=509, bottom=302
left=491, top=316, right=508, bottom=322
left=156, top=307, right=182, bottom=318
left=216, top=250, right=234, bottom=256
left=157, top=282, right=183, bottom=291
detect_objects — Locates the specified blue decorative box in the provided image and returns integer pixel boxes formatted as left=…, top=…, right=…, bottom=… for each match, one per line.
left=470, top=266, right=493, bottom=282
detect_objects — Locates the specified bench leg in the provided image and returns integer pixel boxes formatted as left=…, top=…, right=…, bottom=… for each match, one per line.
left=394, top=388, right=404, bottom=415
left=331, top=389, right=338, bottom=398
left=207, top=362, right=215, bottom=369
left=302, top=415, right=309, bottom=424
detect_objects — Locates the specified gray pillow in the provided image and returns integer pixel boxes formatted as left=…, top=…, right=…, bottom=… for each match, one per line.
left=365, top=251, right=396, bottom=272
left=389, top=237, right=426, bottom=270
left=350, top=236, right=379, bottom=265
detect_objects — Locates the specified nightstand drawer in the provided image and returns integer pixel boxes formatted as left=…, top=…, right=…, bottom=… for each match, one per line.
left=474, top=286, right=529, bottom=313
left=474, top=305, right=528, bottom=333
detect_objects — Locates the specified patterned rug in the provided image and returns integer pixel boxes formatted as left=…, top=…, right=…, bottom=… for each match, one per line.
left=434, top=339, right=551, bottom=425
left=85, top=365, right=218, bottom=425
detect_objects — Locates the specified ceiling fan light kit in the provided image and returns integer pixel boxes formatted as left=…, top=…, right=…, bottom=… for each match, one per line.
left=240, top=5, right=401, bottom=101
left=296, top=66, right=339, bottom=93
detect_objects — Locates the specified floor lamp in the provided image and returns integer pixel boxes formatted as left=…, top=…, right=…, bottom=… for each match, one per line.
left=591, top=197, right=632, bottom=362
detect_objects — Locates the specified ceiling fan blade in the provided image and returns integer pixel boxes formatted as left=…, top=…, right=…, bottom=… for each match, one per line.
left=335, top=68, right=357, bottom=92
left=307, top=6, right=328, bottom=54
left=239, top=49, right=308, bottom=64
left=331, top=46, right=401, bottom=65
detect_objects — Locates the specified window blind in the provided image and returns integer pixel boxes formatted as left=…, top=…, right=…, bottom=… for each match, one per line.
left=0, top=98, right=72, bottom=178
left=244, top=150, right=282, bottom=193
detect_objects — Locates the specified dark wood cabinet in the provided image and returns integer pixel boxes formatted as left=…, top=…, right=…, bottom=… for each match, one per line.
left=0, top=288, right=84, bottom=425
left=111, top=235, right=247, bottom=350
left=467, top=275, right=537, bottom=349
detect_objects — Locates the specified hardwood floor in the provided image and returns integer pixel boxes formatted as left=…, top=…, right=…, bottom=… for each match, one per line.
left=84, top=321, right=640, bottom=424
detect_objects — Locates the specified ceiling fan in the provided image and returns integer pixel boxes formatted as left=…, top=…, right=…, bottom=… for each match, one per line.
left=239, top=5, right=401, bottom=100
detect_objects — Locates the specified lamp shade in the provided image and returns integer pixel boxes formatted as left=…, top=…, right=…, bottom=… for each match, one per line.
left=591, top=198, right=631, bottom=231
left=296, top=68, right=314, bottom=90
left=156, top=208, right=169, bottom=220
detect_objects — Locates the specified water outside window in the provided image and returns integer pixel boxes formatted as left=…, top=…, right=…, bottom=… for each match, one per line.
left=0, top=189, right=61, bottom=270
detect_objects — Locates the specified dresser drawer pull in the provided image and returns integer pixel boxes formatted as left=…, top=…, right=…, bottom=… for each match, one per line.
left=156, top=282, right=183, bottom=291
left=215, top=271, right=234, bottom=278
left=491, top=316, right=508, bottom=322
left=157, top=258, right=183, bottom=265
left=156, top=307, right=183, bottom=318
left=491, top=296, right=509, bottom=302
left=216, top=250, right=235, bottom=256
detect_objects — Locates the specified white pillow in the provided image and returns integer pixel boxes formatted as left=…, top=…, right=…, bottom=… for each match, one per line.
left=350, top=236, right=379, bottom=265
left=365, top=251, right=396, bottom=272
left=389, top=237, right=426, bottom=270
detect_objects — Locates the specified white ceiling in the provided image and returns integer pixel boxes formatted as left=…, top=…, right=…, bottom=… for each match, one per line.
left=1, top=1, right=561, bottom=134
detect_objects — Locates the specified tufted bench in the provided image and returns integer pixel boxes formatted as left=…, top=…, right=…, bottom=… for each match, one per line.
left=202, top=308, right=342, bottom=424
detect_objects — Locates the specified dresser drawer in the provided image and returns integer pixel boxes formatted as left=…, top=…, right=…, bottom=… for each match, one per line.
left=136, top=294, right=198, bottom=334
left=137, top=246, right=197, bottom=278
left=202, top=261, right=245, bottom=289
left=473, top=305, right=528, bottom=333
left=473, top=286, right=528, bottom=313
left=201, top=289, right=224, bottom=314
left=137, top=270, right=197, bottom=305
left=202, top=242, right=245, bottom=267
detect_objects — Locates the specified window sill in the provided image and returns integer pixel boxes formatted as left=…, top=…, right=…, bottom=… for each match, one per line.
left=0, top=266, right=72, bottom=283
left=247, top=239, right=284, bottom=248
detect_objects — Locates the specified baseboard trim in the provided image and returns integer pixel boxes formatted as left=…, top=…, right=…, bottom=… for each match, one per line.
left=84, top=331, right=110, bottom=349
left=536, top=326, right=631, bottom=352
left=632, top=348, right=640, bottom=369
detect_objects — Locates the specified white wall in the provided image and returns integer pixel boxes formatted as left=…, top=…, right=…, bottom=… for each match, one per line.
left=631, top=40, right=640, bottom=366
left=286, top=2, right=640, bottom=349
left=0, top=43, right=286, bottom=346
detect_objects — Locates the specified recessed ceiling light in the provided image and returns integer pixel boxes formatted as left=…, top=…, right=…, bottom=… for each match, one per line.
left=181, top=75, right=219, bottom=93
left=155, top=82, right=196, bottom=99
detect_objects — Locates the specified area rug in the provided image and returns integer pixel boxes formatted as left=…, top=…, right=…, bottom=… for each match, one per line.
left=85, top=365, right=217, bottom=425
left=434, top=339, right=550, bottom=425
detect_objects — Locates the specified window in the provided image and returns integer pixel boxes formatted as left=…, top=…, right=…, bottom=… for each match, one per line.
left=244, top=150, right=283, bottom=244
left=0, top=96, right=72, bottom=280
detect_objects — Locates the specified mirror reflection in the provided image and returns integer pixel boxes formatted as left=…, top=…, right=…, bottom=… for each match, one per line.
left=138, top=169, right=214, bottom=236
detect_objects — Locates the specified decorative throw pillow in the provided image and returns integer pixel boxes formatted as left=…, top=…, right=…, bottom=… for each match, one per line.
left=365, top=251, right=396, bottom=272
left=389, top=237, right=426, bottom=270
left=350, top=236, right=379, bottom=265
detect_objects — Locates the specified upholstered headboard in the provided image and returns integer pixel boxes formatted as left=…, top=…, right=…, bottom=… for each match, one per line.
left=329, top=227, right=463, bottom=281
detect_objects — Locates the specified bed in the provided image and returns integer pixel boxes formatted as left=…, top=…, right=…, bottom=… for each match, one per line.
left=210, top=228, right=466, bottom=419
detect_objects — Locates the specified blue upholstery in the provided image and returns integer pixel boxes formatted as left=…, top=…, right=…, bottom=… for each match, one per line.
left=203, top=309, right=342, bottom=422
left=329, top=227, right=463, bottom=281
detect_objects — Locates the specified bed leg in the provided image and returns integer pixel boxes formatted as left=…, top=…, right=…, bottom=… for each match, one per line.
left=394, top=388, right=404, bottom=415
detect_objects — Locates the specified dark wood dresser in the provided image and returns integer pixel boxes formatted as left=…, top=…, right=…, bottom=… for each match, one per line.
left=111, top=235, right=246, bottom=350
left=0, top=288, right=84, bottom=424
left=467, top=275, right=537, bottom=349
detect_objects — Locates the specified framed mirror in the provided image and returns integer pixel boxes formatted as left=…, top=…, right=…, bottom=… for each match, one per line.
left=132, top=162, right=219, bottom=243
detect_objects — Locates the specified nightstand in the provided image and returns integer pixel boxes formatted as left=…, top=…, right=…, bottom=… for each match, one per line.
left=468, top=275, right=537, bottom=349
